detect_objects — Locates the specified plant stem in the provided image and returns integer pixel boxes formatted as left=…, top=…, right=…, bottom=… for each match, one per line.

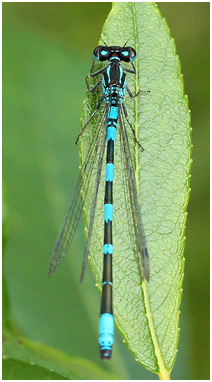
left=159, top=369, right=171, bottom=380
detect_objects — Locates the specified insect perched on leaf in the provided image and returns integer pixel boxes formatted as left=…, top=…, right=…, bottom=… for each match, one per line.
left=49, top=43, right=150, bottom=360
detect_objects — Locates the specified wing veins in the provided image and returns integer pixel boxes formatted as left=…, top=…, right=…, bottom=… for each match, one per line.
left=49, top=107, right=107, bottom=275
left=119, top=107, right=150, bottom=281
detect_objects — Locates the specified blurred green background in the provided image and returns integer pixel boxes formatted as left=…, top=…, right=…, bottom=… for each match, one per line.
left=3, top=2, right=209, bottom=380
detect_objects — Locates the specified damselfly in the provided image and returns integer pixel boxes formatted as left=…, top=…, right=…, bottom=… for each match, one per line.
left=49, top=44, right=150, bottom=360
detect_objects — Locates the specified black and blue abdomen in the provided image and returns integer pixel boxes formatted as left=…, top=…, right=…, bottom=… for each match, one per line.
left=98, top=100, right=118, bottom=359
left=99, top=58, right=128, bottom=359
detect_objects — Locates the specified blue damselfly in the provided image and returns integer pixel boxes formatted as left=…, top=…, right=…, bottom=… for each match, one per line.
left=49, top=44, right=150, bottom=360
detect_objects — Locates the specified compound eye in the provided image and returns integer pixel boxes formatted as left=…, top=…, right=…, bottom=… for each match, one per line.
left=93, top=46, right=104, bottom=61
left=93, top=46, right=110, bottom=61
left=129, top=47, right=137, bottom=61
left=99, top=47, right=110, bottom=61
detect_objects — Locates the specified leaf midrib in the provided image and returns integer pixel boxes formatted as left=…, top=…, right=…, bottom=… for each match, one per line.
left=132, top=3, right=170, bottom=379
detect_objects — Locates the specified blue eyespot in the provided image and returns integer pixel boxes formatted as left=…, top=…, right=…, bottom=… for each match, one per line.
left=122, top=51, right=129, bottom=57
left=101, top=50, right=108, bottom=56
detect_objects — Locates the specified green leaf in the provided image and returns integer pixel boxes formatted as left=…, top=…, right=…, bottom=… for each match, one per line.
left=3, top=359, right=68, bottom=380
left=80, top=2, right=191, bottom=379
left=2, top=330, right=119, bottom=380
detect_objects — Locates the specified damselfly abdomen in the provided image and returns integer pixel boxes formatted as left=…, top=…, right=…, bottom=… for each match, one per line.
left=49, top=44, right=150, bottom=360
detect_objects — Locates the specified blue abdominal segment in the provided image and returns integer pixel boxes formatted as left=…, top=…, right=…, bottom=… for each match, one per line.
left=99, top=313, right=114, bottom=360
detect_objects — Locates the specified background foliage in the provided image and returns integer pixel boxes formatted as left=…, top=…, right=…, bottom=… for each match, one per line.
left=3, top=3, right=209, bottom=380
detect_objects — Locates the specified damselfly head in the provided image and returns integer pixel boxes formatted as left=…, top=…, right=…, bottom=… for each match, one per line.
left=93, top=46, right=136, bottom=62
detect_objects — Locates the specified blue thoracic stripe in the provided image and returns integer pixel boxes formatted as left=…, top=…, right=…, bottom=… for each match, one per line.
left=107, top=126, right=117, bottom=142
left=106, top=163, right=114, bottom=182
left=99, top=313, right=114, bottom=353
left=104, top=244, right=113, bottom=254
left=119, top=66, right=124, bottom=83
left=104, top=203, right=113, bottom=222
